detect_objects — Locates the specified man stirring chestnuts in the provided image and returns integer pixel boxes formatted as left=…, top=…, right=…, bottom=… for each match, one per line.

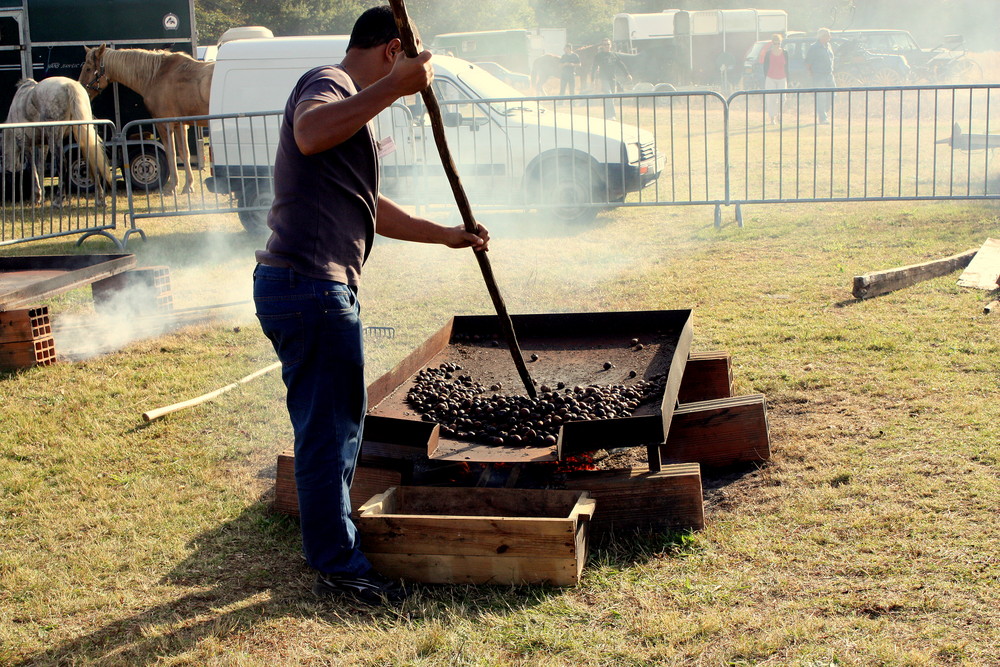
left=252, top=6, right=489, bottom=606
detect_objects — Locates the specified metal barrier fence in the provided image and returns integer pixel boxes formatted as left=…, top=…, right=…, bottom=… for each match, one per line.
left=0, top=119, right=119, bottom=246
left=727, top=84, right=1000, bottom=215
left=2, top=84, right=998, bottom=246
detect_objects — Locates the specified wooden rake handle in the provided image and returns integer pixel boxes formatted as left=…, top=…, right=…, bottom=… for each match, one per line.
left=388, top=0, right=536, bottom=398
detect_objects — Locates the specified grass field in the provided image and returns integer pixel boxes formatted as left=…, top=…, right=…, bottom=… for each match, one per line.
left=1, top=197, right=998, bottom=665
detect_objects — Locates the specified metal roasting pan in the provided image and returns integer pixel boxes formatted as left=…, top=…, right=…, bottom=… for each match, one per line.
left=365, top=310, right=694, bottom=464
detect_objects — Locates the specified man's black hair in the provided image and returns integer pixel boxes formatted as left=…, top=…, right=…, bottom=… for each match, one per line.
left=347, top=5, right=402, bottom=51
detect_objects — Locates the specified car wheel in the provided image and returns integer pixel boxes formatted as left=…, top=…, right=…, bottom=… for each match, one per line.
left=531, top=158, right=602, bottom=224
left=869, top=68, right=904, bottom=87
left=127, top=143, right=169, bottom=192
left=949, top=59, right=984, bottom=84
left=237, top=181, right=273, bottom=234
left=61, top=147, right=98, bottom=194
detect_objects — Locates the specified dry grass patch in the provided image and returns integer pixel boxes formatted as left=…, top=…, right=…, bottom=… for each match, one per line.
left=1, top=200, right=998, bottom=665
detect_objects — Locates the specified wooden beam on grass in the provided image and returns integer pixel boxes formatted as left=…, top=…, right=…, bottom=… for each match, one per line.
left=852, top=249, right=978, bottom=299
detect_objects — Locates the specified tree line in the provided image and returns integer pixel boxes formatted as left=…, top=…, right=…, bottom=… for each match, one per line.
left=195, top=0, right=620, bottom=47
left=195, top=1, right=991, bottom=59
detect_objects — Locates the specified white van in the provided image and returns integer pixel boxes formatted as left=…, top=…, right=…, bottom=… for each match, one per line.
left=205, top=36, right=664, bottom=232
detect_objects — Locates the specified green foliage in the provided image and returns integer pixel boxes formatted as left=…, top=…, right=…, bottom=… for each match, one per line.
left=409, top=0, right=534, bottom=37
left=194, top=0, right=538, bottom=44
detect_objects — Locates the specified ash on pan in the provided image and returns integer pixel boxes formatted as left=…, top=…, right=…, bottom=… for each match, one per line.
left=405, top=363, right=667, bottom=448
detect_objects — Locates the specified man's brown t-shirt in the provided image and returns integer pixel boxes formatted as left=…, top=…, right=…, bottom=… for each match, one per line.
left=255, top=65, right=378, bottom=287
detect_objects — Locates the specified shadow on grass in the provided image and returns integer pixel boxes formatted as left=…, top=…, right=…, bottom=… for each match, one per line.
left=16, top=496, right=563, bottom=666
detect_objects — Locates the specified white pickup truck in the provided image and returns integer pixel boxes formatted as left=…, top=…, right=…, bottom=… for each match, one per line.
left=205, top=36, right=664, bottom=232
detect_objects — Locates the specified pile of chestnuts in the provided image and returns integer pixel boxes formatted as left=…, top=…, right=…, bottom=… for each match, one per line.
left=405, top=362, right=667, bottom=447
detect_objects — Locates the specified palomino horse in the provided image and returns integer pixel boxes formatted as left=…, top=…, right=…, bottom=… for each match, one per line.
left=2, top=76, right=112, bottom=205
left=79, top=44, right=213, bottom=195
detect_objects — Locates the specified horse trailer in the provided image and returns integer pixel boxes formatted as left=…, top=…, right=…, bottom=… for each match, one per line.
left=0, top=0, right=197, bottom=191
left=612, top=8, right=788, bottom=88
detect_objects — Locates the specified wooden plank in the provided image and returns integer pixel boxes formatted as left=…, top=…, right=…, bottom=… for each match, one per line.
left=358, top=515, right=577, bottom=557
left=365, top=552, right=581, bottom=586
left=957, top=238, right=1000, bottom=290
left=563, top=465, right=704, bottom=535
left=852, top=248, right=978, bottom=299
left=0, top=307, right=51, bottom=344
left=678, top=351, right=733, bottom=403
left=0, top=254, right=136, bottom=311
left=394, top=485, right=587, bottom=518
left=662, top=394, right=770, bottom=468
left=273, top=450, right=403, bottom=517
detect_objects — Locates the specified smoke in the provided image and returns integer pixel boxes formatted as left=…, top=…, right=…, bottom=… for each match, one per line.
left=52, top=218, right=258, bottom=361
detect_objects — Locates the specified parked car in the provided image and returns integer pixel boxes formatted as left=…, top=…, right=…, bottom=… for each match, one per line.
left=472, top=61, right=531, bottom=91
left=781, top=34, right=910, bottom=87
left=831, top=29, right=932, bottom=70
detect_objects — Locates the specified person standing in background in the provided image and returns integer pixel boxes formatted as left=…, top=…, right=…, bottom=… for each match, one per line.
left=805, top=27, right=836, bottom=124
left=559, top=43, right=581, bottom=96
left=759, top=34, right=789, bottom=125
left=591, top=38, right=631, bottom=119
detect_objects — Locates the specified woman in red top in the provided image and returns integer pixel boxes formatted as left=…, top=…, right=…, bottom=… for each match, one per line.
left=759, top=34, right=789, bottom=124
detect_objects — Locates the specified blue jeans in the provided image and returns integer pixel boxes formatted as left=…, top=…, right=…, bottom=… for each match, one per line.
left=253, top=264, right=371, bottom=576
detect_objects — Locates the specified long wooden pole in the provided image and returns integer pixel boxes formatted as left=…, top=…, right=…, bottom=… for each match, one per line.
left=387, top=0, right=536, bottom=398
left=141, top=361, right=281, bottom=421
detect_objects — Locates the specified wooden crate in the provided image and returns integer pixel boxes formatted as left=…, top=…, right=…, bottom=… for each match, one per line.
left=358, top=486, right=595, bottom=586
left=274, top=449, right=404, bottom=517
left=563, top=464, right=705, bottom=537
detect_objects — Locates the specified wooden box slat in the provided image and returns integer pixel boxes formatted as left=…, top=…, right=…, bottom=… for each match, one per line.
left=678, top=351, right=733, bottom=403
left=662, top=395, right=770, bottom=467
left=274, top=450, right=403, bottom=516
left=359, top=516, right=576, bottom=557
left=357, top=486, right=594, bottom=586
left=366, top=553, right=580, bottom=586
left=563, top=464, right=704, bottom=536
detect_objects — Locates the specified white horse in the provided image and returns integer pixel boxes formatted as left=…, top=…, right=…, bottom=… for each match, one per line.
left=2, top=76, right=113, bottom=205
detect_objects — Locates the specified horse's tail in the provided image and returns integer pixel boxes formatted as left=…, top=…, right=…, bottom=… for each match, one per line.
left=67, top=83, right=113, bottom=188
left=70, top=124, right=113, bottom=187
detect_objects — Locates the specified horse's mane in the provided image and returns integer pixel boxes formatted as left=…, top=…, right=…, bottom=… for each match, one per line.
left=103, top=48, right=201, bottom=88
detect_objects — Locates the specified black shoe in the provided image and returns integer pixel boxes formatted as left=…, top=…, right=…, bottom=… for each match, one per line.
left=313, top=569, right=409, bottom=606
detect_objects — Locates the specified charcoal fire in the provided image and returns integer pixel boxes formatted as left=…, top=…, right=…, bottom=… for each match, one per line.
left=405, top=363, right=668, bottom=448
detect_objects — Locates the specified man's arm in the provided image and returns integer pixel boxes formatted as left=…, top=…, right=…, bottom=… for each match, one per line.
left=294, top=51, right=432, bottom=155
left=375, top=194, right=489, bottom=250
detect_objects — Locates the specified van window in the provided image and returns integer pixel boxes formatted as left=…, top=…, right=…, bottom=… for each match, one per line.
left=432, top=78, right=487, bottom=121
